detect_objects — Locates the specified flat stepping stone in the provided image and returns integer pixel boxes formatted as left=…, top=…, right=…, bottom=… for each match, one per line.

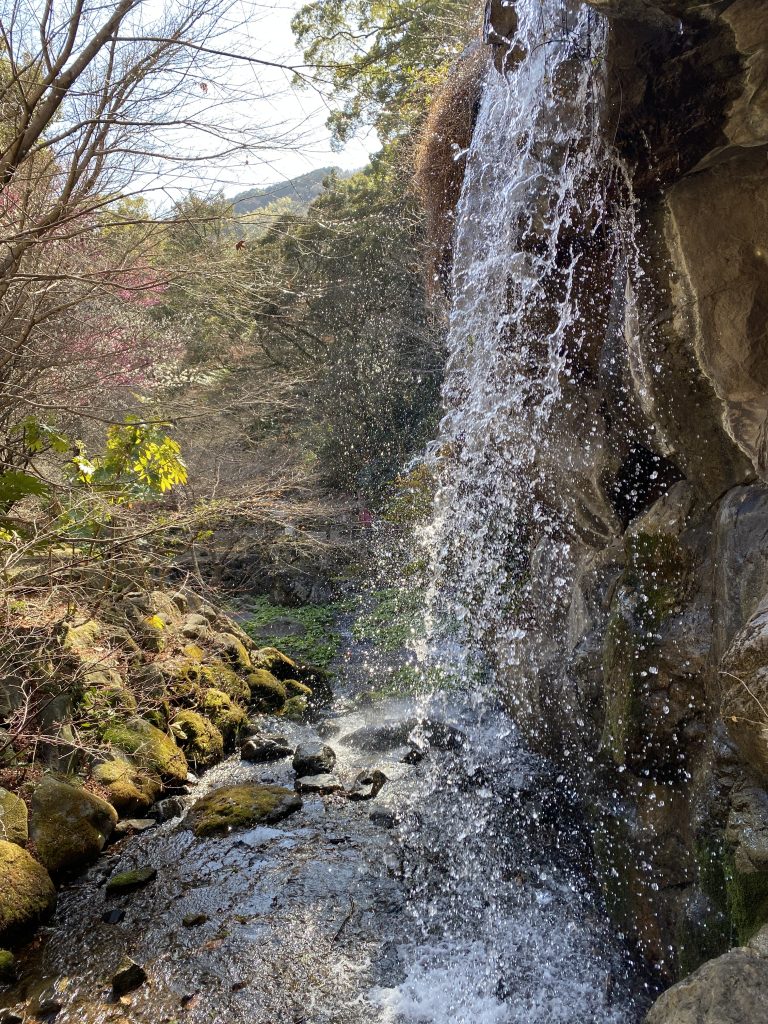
left=106, top=866, right=157, bottom=895
left=186, top=784, right=302, bottom=837
left=295, top=774, right=344, bottom=795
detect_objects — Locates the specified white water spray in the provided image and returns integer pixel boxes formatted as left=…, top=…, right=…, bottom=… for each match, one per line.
left=375, top=2, right=647, bottom=1021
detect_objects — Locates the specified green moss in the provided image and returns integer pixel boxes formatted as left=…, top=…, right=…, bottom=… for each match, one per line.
left=725, top=851, right=768, bottom=944
left=200, top=662, right=250, bottom=703
left=200, top=688, right=247, bottom=743
left=600, top=531, right=691, bottom=766
left=246, top=669, right=287, bottom=712
left=102, top=716, right=188, bottom=784
left=183, top=643, right=205, bottom=661
left=214, top=633, right=252, bottom=672
left=0, top=841, right=56, bottom=944
left=105, top=866, right=157, bottom=895
left=93, top=758, right=161, bottom=816
left=240, top=599, right=343, bottom=670
left=280, top=695, right=309, bottom=721
left=171, top=710, right=224, bottom=769
left=79, top=672, right=137, bottom=719
left=285, top=679, right=313, bottom=699
left=186, top=784, right=301, bottom=837
left=0, top=948, right=16, bottom=984
left=0, top=786, right=28, bottom=846
left=351, top=587, right=423, bottom=652
left=29, top=776, right=118, bottom=877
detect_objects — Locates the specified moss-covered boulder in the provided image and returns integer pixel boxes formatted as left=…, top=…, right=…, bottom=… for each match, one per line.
left=102, top=717, right=188, bottom=784
left=0, top=948, right=16, bottom=984
left=253, top=646, right=298, bottom=681
left=0, top=841, right=56, bottom=944
left=62, top=618, right=101, bottom=652
left=247, top=669, right=287, bottom=712
left=186, top=784, right=301, bottom=837
left=93, top=758, right=161, bottom=816
left=30, top=776, right=117, bottom=877
left=281, top=695, right=309, bottom=721
left=285, top=679, right=313, bottom=700
left=200, top=688, right=247, bottom=743
left=200, top=662, right=250, bottom=703
left=171, top=711, right=224, bottom=769
left=0, top=787, right=27, bottom=846
left=80, top=669, right=137, bottom=717
left=213, top=632, right=252, bottom=672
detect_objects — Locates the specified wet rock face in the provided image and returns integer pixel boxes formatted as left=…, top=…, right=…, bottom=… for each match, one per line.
left=644, top=947, right=768, bottom=1024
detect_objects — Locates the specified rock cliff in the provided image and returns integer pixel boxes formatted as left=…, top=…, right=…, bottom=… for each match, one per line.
left=479, top=0, right=768, bottom=1015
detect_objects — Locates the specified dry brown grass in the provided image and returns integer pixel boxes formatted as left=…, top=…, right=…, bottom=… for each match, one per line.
left=413, top=45, right=490, bottom=295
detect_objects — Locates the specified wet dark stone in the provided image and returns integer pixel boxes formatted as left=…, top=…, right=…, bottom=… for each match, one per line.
left=369, top=807, right=398, bottom=828
left=150, top=797, right=186, bottom=822
left=292, top=741, right=336, bottom=776
left=347, top=770, right=388, bottom=801
left=101, top=909, right=125, bottom=925
left=422, top=721, right=466, bottom=752
left=105, top=867, right=157, bottom=896
left=182, top=913, right=208, bottom=927
left=0, top=1010, right=23, bottom=1024
left=111, top=957, right=147, bottom=996
left=295, top=774, right=343, bottom=795
left=345, top=720, right=417, bottom=752
left=241, top=734, right=293, bottom=763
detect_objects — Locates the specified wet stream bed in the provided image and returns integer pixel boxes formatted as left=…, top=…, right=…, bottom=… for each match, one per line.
left=1, top=703, right=421, bottom=1024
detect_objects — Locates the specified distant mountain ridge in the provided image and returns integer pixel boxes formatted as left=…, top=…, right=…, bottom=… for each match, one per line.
left=232, top=167, right=338, bottom=214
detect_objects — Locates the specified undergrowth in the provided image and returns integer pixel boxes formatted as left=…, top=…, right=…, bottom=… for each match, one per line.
left=238, top=597, right=346, bottom=669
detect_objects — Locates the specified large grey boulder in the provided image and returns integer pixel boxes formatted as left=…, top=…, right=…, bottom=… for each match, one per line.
left=644, top=948, right=768, bottom=1023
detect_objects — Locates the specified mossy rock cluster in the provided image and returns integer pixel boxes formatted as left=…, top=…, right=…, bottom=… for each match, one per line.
left=0, top=840, right=56, bottom=944
left=186, top=784, right=302, bottom=837
left=102, top=717, right=188, bottom=784
left=93, top=758, right=161, bottom=816
left=171, top=710, right=224, bottom=769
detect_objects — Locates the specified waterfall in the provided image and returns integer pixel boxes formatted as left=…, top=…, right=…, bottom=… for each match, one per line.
left=372, top=2, right=647, bottom=1021
left=420, top=0, right=634, bottom=708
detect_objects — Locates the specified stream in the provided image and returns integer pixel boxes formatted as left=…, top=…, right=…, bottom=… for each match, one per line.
left=1, top=646, right=651, bottom=1024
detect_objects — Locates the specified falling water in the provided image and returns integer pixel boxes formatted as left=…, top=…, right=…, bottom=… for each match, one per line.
left=420, top=0, right=634, bottom=688
left=376, top=1, right=647, bottom=1021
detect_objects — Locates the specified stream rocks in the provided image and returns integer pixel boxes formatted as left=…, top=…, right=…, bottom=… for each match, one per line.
left=292, top=741, right=336, bottom=776
left=30, top=777, right=117, bottom=877
left=186, top=784, right=302, bottom=837
left=111, top=957, right=147, bottom=996
left=241, top=733, right=293, bottom=762
left=295, top=774, right=344, bottom=795
left=0, top=841, right=56, bottom=943
left=106, top=866, right=157, bottom=896
left=347, top=770, right=387, bottom=801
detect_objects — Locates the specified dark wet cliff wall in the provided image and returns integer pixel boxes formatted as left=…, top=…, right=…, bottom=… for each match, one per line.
left=472, top=1, right=768, bottom=1017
